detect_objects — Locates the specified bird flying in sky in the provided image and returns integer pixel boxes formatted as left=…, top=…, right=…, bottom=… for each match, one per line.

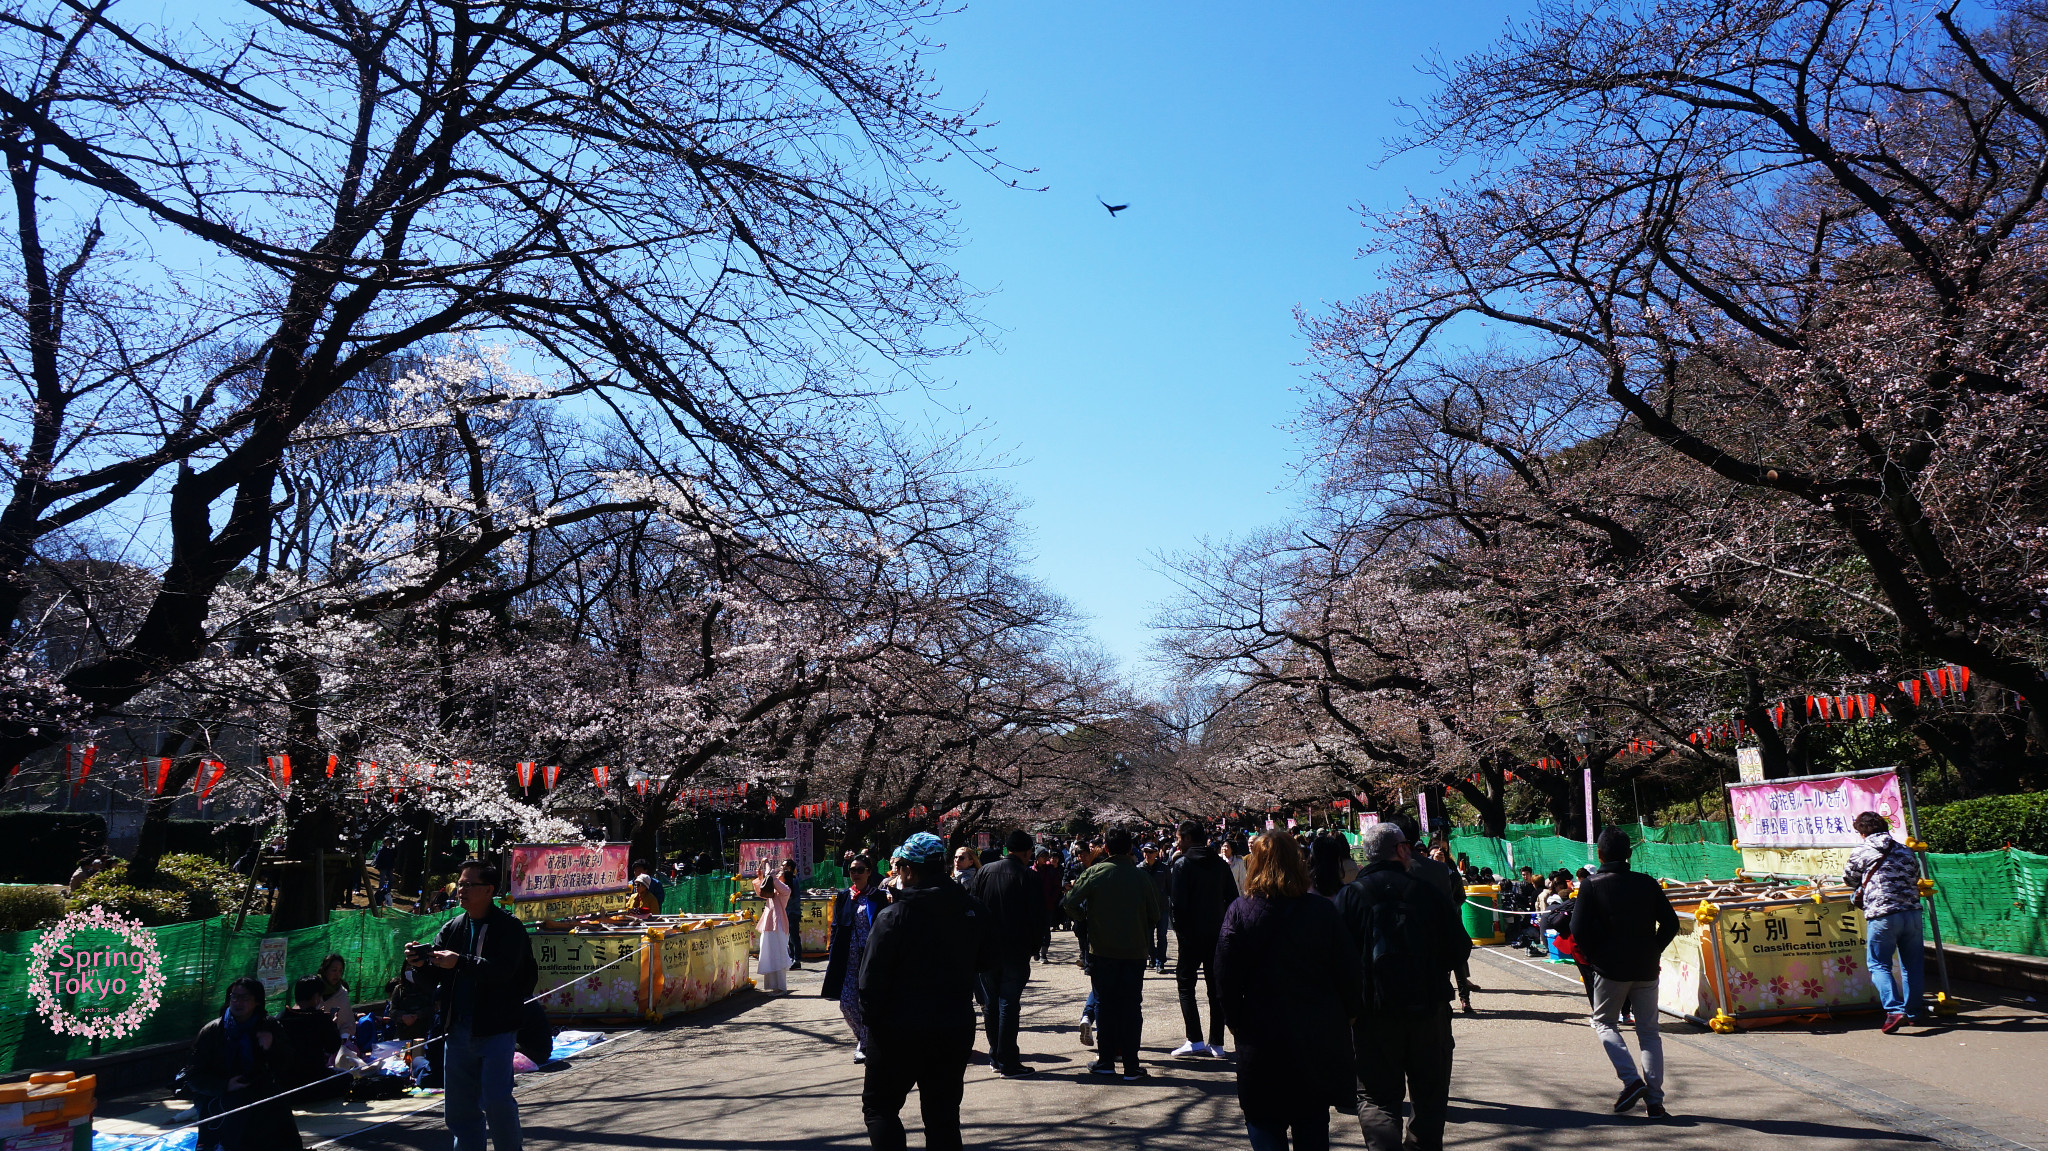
left=1099, top=198, right=1129, bottom=217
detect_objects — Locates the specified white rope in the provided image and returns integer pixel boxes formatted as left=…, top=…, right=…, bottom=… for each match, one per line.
left=150, top=934, right=655, bottom=1139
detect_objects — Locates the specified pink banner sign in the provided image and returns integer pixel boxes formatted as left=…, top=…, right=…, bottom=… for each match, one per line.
left=736, top=839, right=796, bottom=879
left=505, top=843, right=632, bottom=902
left=1728, top=771, right=1904, bottom=849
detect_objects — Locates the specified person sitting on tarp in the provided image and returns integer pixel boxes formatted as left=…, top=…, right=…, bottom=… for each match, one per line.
left=277, top=975, right=348, bottom=1102
left=186, top=977, right=303, bottom=1151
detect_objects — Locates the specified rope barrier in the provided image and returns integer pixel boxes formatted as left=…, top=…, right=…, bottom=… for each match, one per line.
left=141, top=930, right=655, bottom=1140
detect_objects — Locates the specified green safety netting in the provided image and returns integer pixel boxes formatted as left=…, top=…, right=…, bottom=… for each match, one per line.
left=0, top=907, right=460, bottom=1075
left=658, top=864, right=846, bottom=916
left=1480, top=820, right=1731, bottom=845
left=1445, top=834, right=2048, bottom=960
left=1926, top=850, right=2048, bottom=959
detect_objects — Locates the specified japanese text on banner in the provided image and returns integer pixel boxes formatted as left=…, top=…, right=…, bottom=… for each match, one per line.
left=1727, top=771, right=1904, bottom=849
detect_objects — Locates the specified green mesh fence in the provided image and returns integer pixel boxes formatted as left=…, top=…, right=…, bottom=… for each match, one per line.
left=0, top=907, right=460, bottom=1075
left=658, top=864, right=845, bottom=916
left=1926, top=850, right=2048, bottom=959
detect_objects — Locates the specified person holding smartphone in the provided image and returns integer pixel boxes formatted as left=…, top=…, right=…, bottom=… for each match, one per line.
left=413, top=859, right=536, bottom=1151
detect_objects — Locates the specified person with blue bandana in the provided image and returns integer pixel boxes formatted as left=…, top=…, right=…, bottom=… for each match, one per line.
left=856, top=832, right=993, bottom=1150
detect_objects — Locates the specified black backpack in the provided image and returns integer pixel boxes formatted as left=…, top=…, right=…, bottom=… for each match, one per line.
left=1359, top=875, right=1444, bottom=1016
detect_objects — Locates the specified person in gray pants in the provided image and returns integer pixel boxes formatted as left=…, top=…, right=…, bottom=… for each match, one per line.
left=1570, top=828, right=1681, bottom=1118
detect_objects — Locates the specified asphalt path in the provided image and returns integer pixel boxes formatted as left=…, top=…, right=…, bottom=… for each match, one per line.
left=327, top=930, right=2048, bottom=1150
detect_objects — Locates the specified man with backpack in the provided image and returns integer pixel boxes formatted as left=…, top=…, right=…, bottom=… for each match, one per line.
left=1335, top=822, right=1472, bottom=1151
left=1571, top=828, right=1681, bottom=1118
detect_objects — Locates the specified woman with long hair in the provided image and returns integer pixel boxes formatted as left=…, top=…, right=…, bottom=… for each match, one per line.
left=821, top=855, right=888, bottom=1062
left=1215, top=833, right=1358, bottom=1151
left=756, top=863, right=794, bottom=992
left=1308, top=835, right=1350, bottom=899
left=313, top=952, right=354, bottom=1044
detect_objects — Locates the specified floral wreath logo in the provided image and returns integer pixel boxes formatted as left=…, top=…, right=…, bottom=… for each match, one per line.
left=27, top=906, right=166, bottom=1039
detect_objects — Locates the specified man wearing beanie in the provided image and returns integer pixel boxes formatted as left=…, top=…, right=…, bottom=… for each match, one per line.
left=1571, top=827, right=1681, bottom=1119
left=857, top=832, right=993, bottom=1150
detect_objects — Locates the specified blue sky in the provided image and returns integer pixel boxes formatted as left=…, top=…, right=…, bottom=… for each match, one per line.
left=916, top=1, right=1525, bottom=679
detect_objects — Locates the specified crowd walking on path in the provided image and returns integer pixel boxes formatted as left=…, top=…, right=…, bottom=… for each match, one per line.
left=795, top=809, right=1709, bottom=1151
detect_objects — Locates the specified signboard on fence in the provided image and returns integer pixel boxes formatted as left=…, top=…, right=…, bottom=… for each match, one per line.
left=783, top=820, right=814, bottom=881
left=257, top=937, right=289, bottom=998
left=1728, top=770, right=1902, bottom=850
left=1709, top=900, right=1876, bottom=1016
left=511, top=889, right=635, bottom=922
left=531, top=930, right=648, bottom=1021
left=651, top=920, right=754, bottom=1016
left=1737, top=845, right=1857, bottom=879
left=504, top=843, right=632, bottom=902
left=736, top=839, right=796, bottom=879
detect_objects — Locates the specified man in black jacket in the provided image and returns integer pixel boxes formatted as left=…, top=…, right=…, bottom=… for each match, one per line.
left=415, top=859, right=536, bottom=1151
left=1168, top=818, right=1238, bottom=1057
left=966, top=829, right=1047, bottom=1076
left=1334, top=823, right=1471, bottom=1151
left=1571, top=828, right=1681, bottom=1118
left=858, top=832, right=993, bottom=1150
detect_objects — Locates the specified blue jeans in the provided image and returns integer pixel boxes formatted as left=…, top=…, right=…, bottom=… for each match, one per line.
left=979, top=955, right=1031, bottom=1067
left=1867, top=909, right=1926, bottom=1017
left=1089, top=956, right=1145, bottom=1070
left=445, top=1023, right=521, bottom=1151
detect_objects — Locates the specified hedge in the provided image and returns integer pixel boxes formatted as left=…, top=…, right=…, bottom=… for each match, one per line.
left=1917, top=791, right=2048, bottom=854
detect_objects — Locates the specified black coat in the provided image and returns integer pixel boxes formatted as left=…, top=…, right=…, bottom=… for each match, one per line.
left=1570, top=861, right=1681, bottom=981
left=274, top=1007, right=342, bottom=1093
left=185, top=1015, right=303, bottom=1149
left=417, top=906, right=538, bottom=1037
left=1169, top=846, right=1239, bottom=941
left=821, top=883, right=888, bottom=1000
left=1333, top=860, right=1472, bottom=1016
left=857, top=880, right=992, bottom=1036
left=965, top=853, right=1047, bottom=961
left=1215, top=894, right=1359, bottom=1121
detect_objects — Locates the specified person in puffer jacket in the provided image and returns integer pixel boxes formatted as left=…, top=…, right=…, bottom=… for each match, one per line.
left=1842, top=811, right=1926, bottom=1032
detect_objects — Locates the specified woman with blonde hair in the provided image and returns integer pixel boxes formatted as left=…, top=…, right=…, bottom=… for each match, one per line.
left=1214, top=832, right=1358, bottom=1151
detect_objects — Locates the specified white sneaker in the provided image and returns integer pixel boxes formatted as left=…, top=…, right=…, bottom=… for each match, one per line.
left=1204, top=1044, right=1231, bottom=1057
left=1079, top=1019, right=1094, bottom=1048
left=1171, top=1041, right=1203, bottom=1057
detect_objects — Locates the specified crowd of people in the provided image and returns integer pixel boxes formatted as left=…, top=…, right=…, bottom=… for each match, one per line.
left=793, top=814, right=1783, bottom=1151
left=183, top=857, right=538, bottom=1151
left=168, top=806, right=1933, bottom=1151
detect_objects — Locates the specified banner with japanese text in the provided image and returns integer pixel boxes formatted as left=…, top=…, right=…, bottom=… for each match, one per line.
left=530, top=930, right=649, bottom=1021
left=1727, top=771, right=1903, bottom=850
left=505, top=843, right=632, bottom=903
left=510, top=889, right=634, bottom=922
left=736, top=839, right=796, bottom=879
left=1705, top=900, right=1876, bottom=1016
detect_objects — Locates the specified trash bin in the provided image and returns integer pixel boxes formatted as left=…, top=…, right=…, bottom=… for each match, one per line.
left=1460, top=883, right=1504, bottom=945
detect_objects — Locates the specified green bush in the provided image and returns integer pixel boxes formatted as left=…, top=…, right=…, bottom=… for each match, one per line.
left=67, top=853, right=246, bottom=926
left=0, top=884, right=67, bottom=929
left=1916, top=791, right=2048, bottom=854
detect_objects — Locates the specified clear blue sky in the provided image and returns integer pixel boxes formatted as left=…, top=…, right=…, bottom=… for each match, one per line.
left=918, top=1, right=1526, bottom=679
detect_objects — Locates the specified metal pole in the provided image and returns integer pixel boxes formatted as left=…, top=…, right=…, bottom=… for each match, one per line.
left=1898, top=766, right=1952, bottom=1002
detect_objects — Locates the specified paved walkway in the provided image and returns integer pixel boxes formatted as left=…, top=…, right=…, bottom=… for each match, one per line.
left=289, top=931, right=2048, bottom=1150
